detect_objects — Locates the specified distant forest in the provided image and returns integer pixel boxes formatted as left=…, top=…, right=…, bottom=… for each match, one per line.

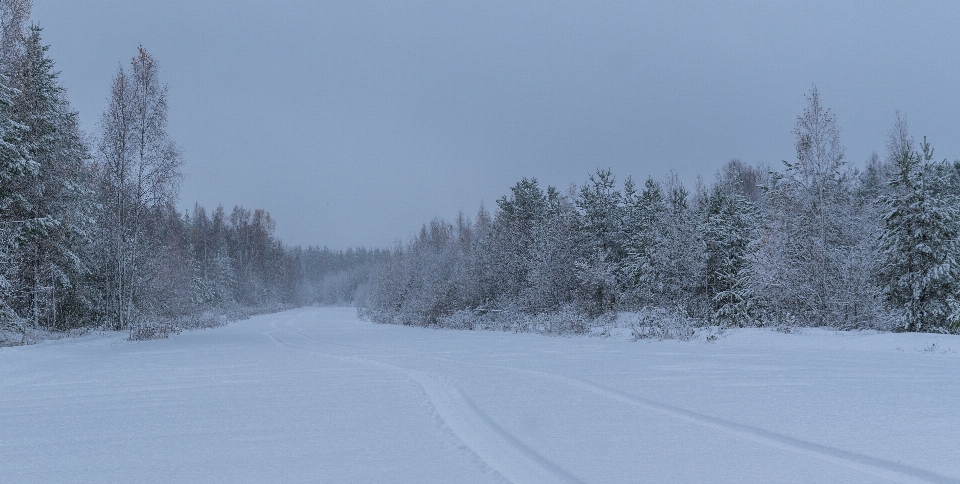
left=365, top=90, right=960, bottom=335
left=0, top=3, right=384, bottom=344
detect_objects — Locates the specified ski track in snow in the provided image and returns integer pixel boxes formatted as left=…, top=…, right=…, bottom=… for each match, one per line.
left=266, top=321, right=585, bottom=484
left=279, top=315, right=957, bottom=484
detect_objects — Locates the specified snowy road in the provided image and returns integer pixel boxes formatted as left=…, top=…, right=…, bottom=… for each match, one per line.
left=2, top=307, right=959, bottom=483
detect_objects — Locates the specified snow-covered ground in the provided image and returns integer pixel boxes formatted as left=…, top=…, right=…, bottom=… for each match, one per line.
left=2, top=307, right=958, bottom=483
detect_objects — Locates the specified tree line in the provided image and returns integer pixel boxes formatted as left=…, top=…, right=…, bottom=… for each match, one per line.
left=366, top=88, right=960, bottom=334
left=0, top=2, right=382, bottom=344
left=4, top=1, right=957, bottom=341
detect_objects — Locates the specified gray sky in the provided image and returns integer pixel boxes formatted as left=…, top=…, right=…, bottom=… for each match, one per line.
left=30, top=1, right=960, bottom=249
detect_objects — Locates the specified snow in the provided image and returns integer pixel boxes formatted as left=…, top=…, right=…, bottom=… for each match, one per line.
left=2, top=307, right=958, bottom=483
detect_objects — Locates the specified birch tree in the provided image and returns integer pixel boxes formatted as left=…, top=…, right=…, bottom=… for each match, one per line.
left=96, top=47, right=182, bottom=329
left=751, top=88, right=880, bottom=326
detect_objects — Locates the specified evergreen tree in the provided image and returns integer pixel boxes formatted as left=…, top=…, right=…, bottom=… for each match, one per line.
left=0, top=69, right=31, bottom=337
left=701, top=185, right=754, bottom=318
left=487, top=178, right=552, bottom=305
left=654, top=176, right=704, bottom=309
left=0, top=1, right=31, bottom=337
left=621, top=177, right=667, bottom=305
left=524, top=185, right=579, bottom=313
left=878, top=117, right=960, bottom=331
left=575, top=169, right=624, bottom=312
left=8, top=26, right=94, bottom=329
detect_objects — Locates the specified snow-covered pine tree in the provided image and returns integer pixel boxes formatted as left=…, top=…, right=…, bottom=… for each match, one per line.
left=0, top=1, right=33, bottom=339
left=621, top=177, right=667, bottom=306
left=0, top=72, right=31, bottom=338
left=619, top=175, right=701, bottom=310
left=653, top=175, right=704, bottom=310
left=701, top=184, right=755, bottom=322
left=697, top=160, right=765, bottom=325
left=877, top=116, right=960, bottom=332
left=575, top=169, right=624, bottom=313
left=524, top=185, right=580, bottom=315
left=8, top=26, right=94, bottom=329
left=486, top=177, right=552, bottom=307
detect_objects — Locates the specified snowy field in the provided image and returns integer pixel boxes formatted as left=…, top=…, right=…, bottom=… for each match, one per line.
left=2, top=307, right=959, bottom=484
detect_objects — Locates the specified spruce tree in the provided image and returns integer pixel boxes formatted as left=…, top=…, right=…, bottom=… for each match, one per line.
left=621, top=177, right=667, bottom=305
left=0, top=70, right=32, bottom=337
left=877, top=118, right=960, bottom=331
left=701, top=185, right=755, bottom=320
left=575, top=169, right=624, bottom=312
left=9, top=26, right=93, bottom=329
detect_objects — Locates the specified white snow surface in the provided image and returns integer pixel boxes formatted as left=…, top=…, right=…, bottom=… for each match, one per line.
left=2, top=307, right=959, bottom=483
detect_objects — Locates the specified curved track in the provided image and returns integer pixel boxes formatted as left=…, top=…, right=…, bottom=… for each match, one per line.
left=3, top=307, right=958, bottom=483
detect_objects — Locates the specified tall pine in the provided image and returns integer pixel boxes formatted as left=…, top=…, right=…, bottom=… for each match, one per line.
left=877, top=116, right=960, bottom=331
left=8, top=26, right=93, bottom=329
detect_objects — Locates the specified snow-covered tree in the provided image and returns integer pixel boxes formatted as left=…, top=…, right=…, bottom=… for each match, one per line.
left=0, top=0, right=29, bottom=71
left=657, top=175, right=704, bottom=308
left=701, top=184, right=755, bottom=321
left=367, top=217, right=476, bottom=326
left=486, top=178, right=556, bottom=306
left=575, top=169, right=625, bottom=312
left=95, top=47, right=183, bottom=329
left=523, top=185, right=580, bottom=314
left=7, top=26, right=94, bottom=329
left=0, top=0, right=33, bottom=338
left=622, top=175, right=702, bottom=309
left=185, top=204, right=238, bottom=308
left=0, top=73, right=30, bottom=337
left=877, top=116, right=960, bottom=331
left=751, top=88, right=881, bottom=327
left=621, top=177, right=667, bottom=305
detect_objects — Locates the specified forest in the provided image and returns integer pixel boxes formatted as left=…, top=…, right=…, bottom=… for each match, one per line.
left=3, top=0, right=959, bottom=346
left=365, top=93, right=960, bottom=336
left=0, top=3, right=383, bottom=345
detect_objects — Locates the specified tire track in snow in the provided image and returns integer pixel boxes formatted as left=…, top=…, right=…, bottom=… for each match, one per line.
left=283, top=314, right=957, bottom=484
left=265, top=322, right=584, bottom=484
left=485, top=363, right=958, bottom=484
left=408, top=370, right=584, bottom=484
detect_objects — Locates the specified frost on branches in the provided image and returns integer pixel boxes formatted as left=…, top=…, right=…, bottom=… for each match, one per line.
left=366, top=89, right=960, bottom=334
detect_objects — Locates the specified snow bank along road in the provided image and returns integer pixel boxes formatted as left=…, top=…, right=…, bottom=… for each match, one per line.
left=2, top=308, right=959, bottom=483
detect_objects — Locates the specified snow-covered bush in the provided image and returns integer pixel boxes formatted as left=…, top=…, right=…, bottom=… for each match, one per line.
left=0, top=318, right=25, bottom=346
left=128, top=318, right=177, bottom=341
left=630, top=307, right=702, bottom=341
left=437, top=309, right=479, bottom=330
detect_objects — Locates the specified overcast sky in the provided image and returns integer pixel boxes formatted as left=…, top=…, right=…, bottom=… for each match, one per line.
left=29, top=1, right=960, bottom=249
